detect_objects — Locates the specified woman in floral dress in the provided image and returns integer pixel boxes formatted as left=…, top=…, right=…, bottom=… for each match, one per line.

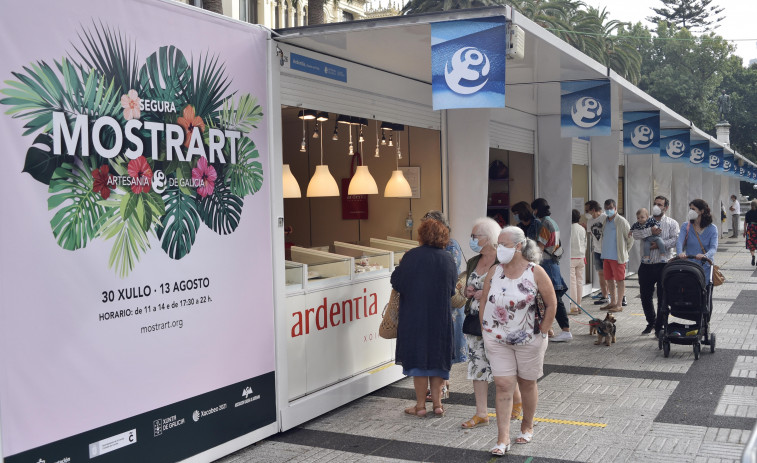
left=480, top=226, right=557, bottom=456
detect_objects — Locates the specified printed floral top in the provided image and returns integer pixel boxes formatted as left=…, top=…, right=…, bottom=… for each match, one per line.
left=467, top=269, right=488, bottom=316
left=482, top=263, right=538, bottom=345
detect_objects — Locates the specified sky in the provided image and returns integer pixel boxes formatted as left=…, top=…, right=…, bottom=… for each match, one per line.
left=584, top=0, right=757, bottom=66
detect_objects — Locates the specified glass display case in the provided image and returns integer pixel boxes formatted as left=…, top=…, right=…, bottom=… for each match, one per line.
left=289, top=246, right=352, bottom=288
left=333, top=242, right=393, bottom=276
left=368, top=238, right=416, bottom=266
left=285, top=260, right=305, bottom=291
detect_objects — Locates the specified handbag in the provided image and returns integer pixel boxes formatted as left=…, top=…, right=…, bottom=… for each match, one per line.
left=462, top=313, right=482, bottom=337
left=379, top=289, right=400, bottom=339
left=687, top=224, right=725, bottom=287
left=533, top=292, right=547, bottom=334
left=450, top=271, right=468, bottom=308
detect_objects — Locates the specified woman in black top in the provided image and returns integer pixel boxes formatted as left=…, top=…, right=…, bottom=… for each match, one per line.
left=743, top=199, right=757, bottom=266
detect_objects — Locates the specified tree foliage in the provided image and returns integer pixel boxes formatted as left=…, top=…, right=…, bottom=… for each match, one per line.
left=647, top=0, right=724, bottom=33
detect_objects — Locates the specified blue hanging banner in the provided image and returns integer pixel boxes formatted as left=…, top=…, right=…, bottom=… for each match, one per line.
left=708, top=148, right=723, bottom=170
left=688, top=139, right=709, bottom=167
left=431, top=16, right=507, bottom=110
left=623, top=111, right=659, bottom=154
left=722, top=155, right=735, bottom=176
left=561, top=80, right=611, bottom=137
left=659, top=129, right=690, bottom=163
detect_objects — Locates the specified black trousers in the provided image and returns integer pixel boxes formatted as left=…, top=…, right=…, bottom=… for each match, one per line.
left=638, top=262, right=665, bottom=330
left=555, top=288, right=570, bottom=330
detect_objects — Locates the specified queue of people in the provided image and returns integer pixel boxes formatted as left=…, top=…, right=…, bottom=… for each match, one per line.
left=390, top=195, right=722, bottom=456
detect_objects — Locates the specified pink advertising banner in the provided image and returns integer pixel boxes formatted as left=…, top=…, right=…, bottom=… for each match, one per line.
left=0, top=0, right=275, bottom=461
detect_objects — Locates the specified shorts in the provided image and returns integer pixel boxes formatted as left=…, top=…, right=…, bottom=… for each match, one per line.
left=593, top=252, right=604, bottom=270
left=482, top=333, right=548, bottom=381
left=603, top=259, right=626, bottom=281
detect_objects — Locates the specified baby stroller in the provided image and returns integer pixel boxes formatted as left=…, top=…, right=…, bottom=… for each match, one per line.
left=657, top=256, right=715, bottom=360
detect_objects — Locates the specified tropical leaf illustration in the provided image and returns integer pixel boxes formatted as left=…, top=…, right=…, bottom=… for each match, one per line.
left=119, top=190, right=166, bottom=232
left=198, top=177, right=243, bottom=235
left=0, top=58, right=120, bottom=137
left=190, top=52, right=232, bottom=119
left=138, top=45, right=191, bottom=111
left=218, top=94, right=263, bottom=133
left=22, top=133, right=63, bottom=185
left=48, top=160, right=109, bottom=251
left=97, top=205, right=154, bottom=278
left=72, top=21, right=140, bottom=95
left=225, top=137, right=264, bottom=197
left=156, top=185, right=201, bottom=259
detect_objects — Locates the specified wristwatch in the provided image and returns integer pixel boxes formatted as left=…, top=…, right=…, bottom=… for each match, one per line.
left=541, top=332, right=548, bottom=339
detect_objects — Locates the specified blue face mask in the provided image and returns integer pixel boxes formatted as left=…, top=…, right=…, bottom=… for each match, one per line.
left=605, top=209, right=616, bottom=218
left=469, top=237, right=483, bottom=253
left=513, top=213, right=520, bottom=223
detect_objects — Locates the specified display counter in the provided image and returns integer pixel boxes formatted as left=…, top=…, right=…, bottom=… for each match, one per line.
left=369, top=238, right=416, bottom=266
left=281, top=245, right=403, bottom=429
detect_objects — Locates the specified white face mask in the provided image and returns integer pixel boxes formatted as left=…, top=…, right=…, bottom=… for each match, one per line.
left=652, top=205, right=662, bottom=216
left=497, top=244, right=517, bottom=264
left=585, top=212, right=593, bottom=220
left=687, top=209, right=699, bottom=221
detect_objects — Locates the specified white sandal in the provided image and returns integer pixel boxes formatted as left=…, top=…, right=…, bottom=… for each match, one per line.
left=515, top=430, right=533, bottom=444
left=490, top=442, right=511, bottom=456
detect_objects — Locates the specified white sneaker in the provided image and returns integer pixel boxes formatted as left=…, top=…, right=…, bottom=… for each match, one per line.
left=551, top=331, right=573, bottom=342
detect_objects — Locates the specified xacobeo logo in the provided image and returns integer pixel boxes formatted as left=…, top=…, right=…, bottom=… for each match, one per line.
left=666, top=139, right=686, bottom=158
left=630, top=125, right=654, bottom=149
left=709, top=155, right=720, bottom=168
left=690, top=148, right=705, bottom=163
left=444, top=47, right=490, bottom=95
left=571, top=97, right=603, bottom=128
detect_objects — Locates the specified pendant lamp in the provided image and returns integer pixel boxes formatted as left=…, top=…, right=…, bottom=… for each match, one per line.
left=384, top=126, right=412, bottom=197
left=282, top=164, right=302, bottom=198
left=306, top=129, right=339, bottom=197
left=349, top=126, right=378, bottom=195
left=299, top=110, right=306, bottom=152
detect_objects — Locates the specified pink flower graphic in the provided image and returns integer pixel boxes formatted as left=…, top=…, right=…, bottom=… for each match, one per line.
left=192, top=157, right=217, bottom=198
left=492, top=305, right=509, bottom=323
left=120, top=89, right=141, bottom=120
left=127, top=156, right=152, bottom=194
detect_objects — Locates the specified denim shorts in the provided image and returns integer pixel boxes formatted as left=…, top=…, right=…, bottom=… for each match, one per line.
left=593, top=252, right=604, bottom=270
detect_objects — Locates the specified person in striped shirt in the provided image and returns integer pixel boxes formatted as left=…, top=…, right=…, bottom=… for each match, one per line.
left=631, top=195, right=679, bottom=336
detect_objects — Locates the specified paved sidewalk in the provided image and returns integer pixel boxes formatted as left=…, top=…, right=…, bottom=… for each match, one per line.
left=218, top=238, right=756, bottom=462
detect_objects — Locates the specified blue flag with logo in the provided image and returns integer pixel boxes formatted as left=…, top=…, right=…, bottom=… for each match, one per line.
left=689, top=139, right=709, bottom=167
left=623, top=111, right=659, bottom=154
left=708, top=148, right=723, bottom=170
left=431, top=17, right=507, bottom=110
left=722, top=155, right=735, bottom=176
left=561, top=80, right=611, bottom=137
left=659, top=129, right=689, bottom=163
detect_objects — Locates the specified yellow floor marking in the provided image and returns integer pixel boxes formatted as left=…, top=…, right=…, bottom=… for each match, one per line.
left=369, top=362, right=395, bottom=374
left=487, top=413, right=606, bottom=428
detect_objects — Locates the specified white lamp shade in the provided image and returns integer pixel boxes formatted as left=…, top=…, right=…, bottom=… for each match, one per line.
left=348, top=165, right=379, bottom=195
left=306, top=165, right=340, bottom=197
left=282, top=164, right=301, bottom=198
left=384, top=169, right=412, bottom=197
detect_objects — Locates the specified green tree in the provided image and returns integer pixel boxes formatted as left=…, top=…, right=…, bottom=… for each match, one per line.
left=720, top=58, right=757, bottom=162
left=647, top=0, right=724, bottom=33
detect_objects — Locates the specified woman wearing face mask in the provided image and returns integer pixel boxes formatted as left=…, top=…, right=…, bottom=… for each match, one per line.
left=460, top=218, right=501, bottom=429
left=480, top=226, right=557, bottom=455
left=676, top=199, right=718, bottom=283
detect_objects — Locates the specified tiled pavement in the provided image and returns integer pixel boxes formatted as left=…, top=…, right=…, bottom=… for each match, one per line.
left=217, top=238, right=757, bottom=462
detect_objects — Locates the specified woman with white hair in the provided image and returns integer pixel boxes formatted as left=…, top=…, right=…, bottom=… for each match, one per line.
left=460, top=217, right=500, bottom=429
left=480, top=226, right=557, bottom=455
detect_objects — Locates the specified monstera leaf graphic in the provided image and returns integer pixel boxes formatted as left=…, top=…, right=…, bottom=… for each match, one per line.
left=138, top=46, right=191, bottom=111
left=48, top=161, right=108, bottom=251
left=156, top=186, right=200, bottom=260
left=22, top=133, right=64, bottom=185
left=225, top=137, right=264, bottom=197
left=198, top=177, right=243, bottom=235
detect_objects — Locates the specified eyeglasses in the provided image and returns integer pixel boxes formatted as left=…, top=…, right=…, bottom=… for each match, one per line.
left=470, top=234, right=485, bottom=239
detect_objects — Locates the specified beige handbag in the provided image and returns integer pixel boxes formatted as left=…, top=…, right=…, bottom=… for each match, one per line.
left=450, top=271, right=468, bottom=308
left=379, top=289, right=400, bottom=339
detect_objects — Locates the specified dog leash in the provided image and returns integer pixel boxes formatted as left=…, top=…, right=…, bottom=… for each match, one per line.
left=563, top=293, right=599, bottom=322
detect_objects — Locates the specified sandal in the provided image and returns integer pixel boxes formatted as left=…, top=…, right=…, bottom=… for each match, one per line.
left=461, top=415, right=489, bottom=428
left=490, top=442, right=511, bottom=456
left=404, top=405, right=427, bottom=417
left=570, top=308, right=580, bottom=315
left=433, top=405, right=445, bottom=417
left=511, top=402, right=522, bottom=420
left=515, top=430, right=533, bottom=444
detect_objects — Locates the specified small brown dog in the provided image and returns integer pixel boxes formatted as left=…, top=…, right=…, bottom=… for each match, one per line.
left=594, top=313, right=617, bottom=346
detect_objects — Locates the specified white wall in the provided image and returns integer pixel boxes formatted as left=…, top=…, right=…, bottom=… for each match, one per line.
left=689, top=167, right=703, bottom=205
left=672, top=166, right=690, bottom=225
left=447, top=109, right=491, bottom=248
left=652, top=154, right=672, bottom=201
left=590, top=133, right=620, bottom=204
left=626, top=154, right=652, bottom=272
left=536, top=115, right=572, bottom=286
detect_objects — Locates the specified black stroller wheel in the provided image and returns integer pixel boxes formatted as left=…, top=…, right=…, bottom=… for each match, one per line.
left=658, top=336, right=663, bottom=350
left=663, top=341, right=670, bottom=358
left=710, top=333, right=716, bottom=353
left=693, top=342, right=700, bottom=360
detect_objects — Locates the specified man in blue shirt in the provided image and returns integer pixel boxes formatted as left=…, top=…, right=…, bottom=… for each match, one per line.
left=599, top=199, right=634, bottom=312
